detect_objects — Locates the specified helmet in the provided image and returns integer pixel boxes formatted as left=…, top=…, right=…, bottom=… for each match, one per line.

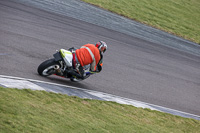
left=95, top=41, right=107, bottom=53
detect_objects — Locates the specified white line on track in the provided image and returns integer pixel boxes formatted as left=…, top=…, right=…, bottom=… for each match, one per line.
left=0, top=74, right=200, bottom=120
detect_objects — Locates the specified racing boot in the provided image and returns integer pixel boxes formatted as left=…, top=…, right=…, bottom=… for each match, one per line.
left=67, top=69, right=84, bottom=79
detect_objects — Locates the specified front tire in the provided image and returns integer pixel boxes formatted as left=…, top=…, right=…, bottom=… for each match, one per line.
left=70, top=74, right=90, bottom=82
left=37, top=59, right=60, bottom=76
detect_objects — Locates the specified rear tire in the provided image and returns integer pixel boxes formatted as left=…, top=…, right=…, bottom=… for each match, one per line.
left=37, top=59, right=60, bottom=76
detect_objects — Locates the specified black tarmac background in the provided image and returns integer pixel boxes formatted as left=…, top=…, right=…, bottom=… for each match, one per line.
left=0, top=0, right=200, bottom=116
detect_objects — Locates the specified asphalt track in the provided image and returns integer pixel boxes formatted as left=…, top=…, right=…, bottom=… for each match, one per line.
left=0, top=0, right=200, bottom=117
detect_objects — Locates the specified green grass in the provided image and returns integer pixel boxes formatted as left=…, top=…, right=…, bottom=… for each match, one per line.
left=1, top=87, right=200, bottom=133
left=82, top=0, right=200, bottom=44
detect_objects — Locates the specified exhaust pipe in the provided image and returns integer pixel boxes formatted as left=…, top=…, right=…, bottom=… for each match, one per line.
left=54, top=65, right=61, bottom=74
left=54, top=65, right=60, bottom=70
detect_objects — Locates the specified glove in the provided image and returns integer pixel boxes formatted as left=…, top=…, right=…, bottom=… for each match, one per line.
left=97, top=64, right=102, bottom=72
left=89, top=64, right=102, bottom=74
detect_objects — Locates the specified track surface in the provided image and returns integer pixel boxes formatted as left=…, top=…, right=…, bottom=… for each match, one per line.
left=0, top=0, right=200, bottom=116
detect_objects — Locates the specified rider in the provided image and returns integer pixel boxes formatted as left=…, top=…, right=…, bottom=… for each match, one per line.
left=69, top=41, right=107, bottom=79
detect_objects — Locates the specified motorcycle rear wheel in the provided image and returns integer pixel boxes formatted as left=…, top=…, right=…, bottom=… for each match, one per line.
left=37, top=58, right=60, bottom=76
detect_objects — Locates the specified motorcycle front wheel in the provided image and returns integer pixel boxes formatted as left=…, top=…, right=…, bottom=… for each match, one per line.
left=37, top=58, right=60, bottom=76
left=70, top=74, right=90, bottom=82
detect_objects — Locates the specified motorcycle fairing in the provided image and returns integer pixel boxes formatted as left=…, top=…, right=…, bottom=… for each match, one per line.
left=60, top=49, right=73, bottom=67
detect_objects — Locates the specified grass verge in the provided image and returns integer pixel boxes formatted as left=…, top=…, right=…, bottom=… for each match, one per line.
left=0, top=87, right=200, bottom=133
left=82, top=0, right=200, bottom=44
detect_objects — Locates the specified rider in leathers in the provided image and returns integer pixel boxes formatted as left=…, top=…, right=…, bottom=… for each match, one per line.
left=70, top=41, right=107, bottom=79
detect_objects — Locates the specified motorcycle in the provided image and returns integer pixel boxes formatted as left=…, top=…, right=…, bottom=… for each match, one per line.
left=37, top=47, right=92, bottom=82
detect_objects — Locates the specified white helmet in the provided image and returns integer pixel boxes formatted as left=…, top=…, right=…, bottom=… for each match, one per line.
left=95, top=41, right=107, bottom=53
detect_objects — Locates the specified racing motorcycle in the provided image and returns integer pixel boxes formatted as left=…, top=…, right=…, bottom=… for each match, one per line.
left=37, top=48, right=92, bottom=82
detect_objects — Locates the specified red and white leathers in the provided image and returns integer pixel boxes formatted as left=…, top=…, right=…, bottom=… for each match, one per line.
left=75, top=44, right=101, bottom=71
